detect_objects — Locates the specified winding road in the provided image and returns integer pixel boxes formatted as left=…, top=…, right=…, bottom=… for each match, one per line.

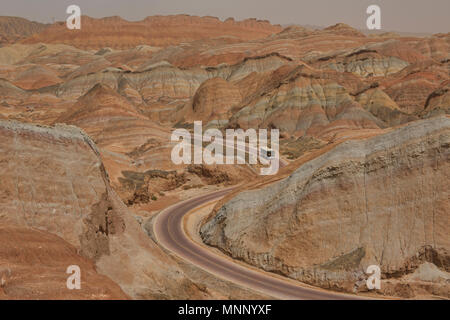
left=153, top=188, right=364, bottom=300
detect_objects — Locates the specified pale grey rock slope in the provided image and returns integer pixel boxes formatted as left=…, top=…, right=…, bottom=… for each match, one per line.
left=201, top=115, right=450, bottom=295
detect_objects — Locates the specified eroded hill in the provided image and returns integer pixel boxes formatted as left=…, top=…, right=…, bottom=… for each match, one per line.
left=201, top=116, right=450, bottom=299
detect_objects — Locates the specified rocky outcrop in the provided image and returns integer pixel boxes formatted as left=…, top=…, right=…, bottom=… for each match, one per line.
left=118, top=169, right=186, bottom=206
left=201, top=116, right=450, bottom=297
left=0, top=120, right=207, bottom=299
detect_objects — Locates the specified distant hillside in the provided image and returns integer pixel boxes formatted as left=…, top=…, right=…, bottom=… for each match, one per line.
left=283, top=23, right=433, bottom=37
left=21, top=15, right=283, bottom=49
left=0, top=16, right=49, bottom=46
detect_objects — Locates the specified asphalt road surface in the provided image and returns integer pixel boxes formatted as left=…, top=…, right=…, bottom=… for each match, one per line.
left=153, top=188, right=365, bottom=300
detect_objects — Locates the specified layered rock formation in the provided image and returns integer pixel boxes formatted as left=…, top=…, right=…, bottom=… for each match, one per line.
left=422, top=83, right=450, bottom=118
left=177, top=77, right=242, bottom=126
left=0, top=14, right=449, bottom=299
left=201, top=116, right=450, bottom=297
left=51, top=83, right=256, bottom=208
left=22, top=15, right=282, bottom=49
left=0, top=120, right=208, bottom=299
left=0, top=17, right=447, bottom=218
left=0, top=23, right=446, bottom=138
left=0, top=16, right=48, bottom=46
left=228, top=66, right=384, bottom=137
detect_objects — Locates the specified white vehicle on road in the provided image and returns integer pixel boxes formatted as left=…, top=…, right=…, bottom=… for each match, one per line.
left=260, top=147, right=275, bottom=160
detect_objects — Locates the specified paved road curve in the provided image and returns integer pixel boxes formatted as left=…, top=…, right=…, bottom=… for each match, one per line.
left=153, top=188, right=365, bottom=300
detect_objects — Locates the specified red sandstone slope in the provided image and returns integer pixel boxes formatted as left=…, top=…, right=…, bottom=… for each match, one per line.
left=0, top=120, right=209, bottom=299
left=22, top=15, right=282, bottom=50
left=0, top=225, right=129, bottom=299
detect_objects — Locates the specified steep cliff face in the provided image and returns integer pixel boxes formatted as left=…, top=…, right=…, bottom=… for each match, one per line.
left=0, top=120, right=206, bottom=299
left=201, top=116, right=450, bottom=296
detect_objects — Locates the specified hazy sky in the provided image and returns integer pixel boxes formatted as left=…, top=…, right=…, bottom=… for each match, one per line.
left=2, top=0, right=449, bottom=34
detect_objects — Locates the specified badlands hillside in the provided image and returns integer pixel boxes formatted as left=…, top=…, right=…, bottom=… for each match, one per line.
left=201, top=115, right=449, bottom=298
left=0, top=15, right=448, bottom=299
left=0, top=16, right=49, bottom=46
left=22, top=15, right=282, bottom=49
